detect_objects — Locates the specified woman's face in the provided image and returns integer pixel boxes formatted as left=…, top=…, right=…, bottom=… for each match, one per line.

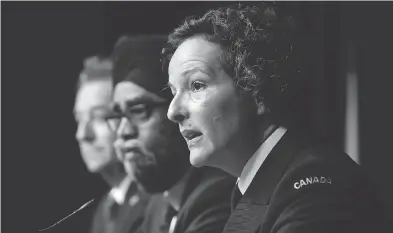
left=167, top=36, right=258, bottom=168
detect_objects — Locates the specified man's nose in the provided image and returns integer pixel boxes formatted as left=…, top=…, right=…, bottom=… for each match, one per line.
left=75, top=121, right=95, bottom=143
left=116, top=117, right=138, bottom=140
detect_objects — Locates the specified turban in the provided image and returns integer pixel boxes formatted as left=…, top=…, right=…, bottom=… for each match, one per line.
left=111, top=35, right=171, bottom=100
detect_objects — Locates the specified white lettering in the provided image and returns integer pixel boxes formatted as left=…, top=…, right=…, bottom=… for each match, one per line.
left=306, top=177, right=313, bottom=184
left=293, top=176, right=332, bottom=189
left=300, top=180, right=306, bottom=188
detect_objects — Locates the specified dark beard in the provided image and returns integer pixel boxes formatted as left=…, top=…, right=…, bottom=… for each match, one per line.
left=133, top=149, right=190, bottom=193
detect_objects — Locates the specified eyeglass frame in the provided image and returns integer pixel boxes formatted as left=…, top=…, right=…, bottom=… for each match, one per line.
left=104, top=101, right=169, bottom=133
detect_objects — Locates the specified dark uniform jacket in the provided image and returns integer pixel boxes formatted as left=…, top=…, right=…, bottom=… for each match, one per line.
left=223, top=130, right=390, bottom=233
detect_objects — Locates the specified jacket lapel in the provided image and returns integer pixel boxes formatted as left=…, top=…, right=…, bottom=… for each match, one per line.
left=223, top=200, right=268, bottom=233
left=223, top=130, right=304, bottom=233
left=115, top=183, right=149, bottom=233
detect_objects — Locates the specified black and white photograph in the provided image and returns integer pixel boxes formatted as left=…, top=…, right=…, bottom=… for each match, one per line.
left=2, top=1, right=393, bottom=233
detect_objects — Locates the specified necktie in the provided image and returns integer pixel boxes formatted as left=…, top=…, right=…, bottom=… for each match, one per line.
left=105, top=197, right=120, bottom=220
left=102, top=196, right=120, bottom=233
left=230, top=184, right=243, bottom=211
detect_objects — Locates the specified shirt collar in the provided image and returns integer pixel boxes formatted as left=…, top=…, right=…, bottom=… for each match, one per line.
left=109, top=175, right=134, bottom=205
left=163, top=170, right=192, bottom=212
left=237, top=126, right=287, bottom=195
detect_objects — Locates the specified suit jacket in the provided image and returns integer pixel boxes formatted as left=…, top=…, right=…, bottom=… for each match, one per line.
left=139, top=167, right=236, bottom=233
left=90, top=182, right=150, bottom=233
left=223, top=130, right=390, bottom=233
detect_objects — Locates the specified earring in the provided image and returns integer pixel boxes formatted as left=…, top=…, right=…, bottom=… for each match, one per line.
left=257, top=106, right=265, bottom=115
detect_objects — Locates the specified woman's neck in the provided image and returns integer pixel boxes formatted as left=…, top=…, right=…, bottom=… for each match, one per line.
left=216, top=123, right=279, bottom=178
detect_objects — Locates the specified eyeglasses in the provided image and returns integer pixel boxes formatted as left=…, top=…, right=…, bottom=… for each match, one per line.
left=105, top=102, right=168, bottom=133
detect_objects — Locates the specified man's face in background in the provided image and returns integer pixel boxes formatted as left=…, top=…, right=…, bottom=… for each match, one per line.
left=111, top=81, right=189, bottom=193
left=74, top=80, right=117, bottom=173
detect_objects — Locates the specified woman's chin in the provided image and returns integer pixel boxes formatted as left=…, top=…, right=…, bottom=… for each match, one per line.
left=189, top=148, right=211, bottom=168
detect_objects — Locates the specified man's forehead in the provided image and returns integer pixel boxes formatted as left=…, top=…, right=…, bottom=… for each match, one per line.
left=74, top=81, right=112, bottom=112
left=113, top=81, right=166, bottom=107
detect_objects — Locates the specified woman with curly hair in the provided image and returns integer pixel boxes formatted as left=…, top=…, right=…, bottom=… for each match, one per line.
left=162, top=3, right=389, bottom=233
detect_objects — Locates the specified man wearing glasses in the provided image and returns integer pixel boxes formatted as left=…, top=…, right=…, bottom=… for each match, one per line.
left=74, top=56, right=149, bottom=233
left=107, top=35, right=235, bottom=233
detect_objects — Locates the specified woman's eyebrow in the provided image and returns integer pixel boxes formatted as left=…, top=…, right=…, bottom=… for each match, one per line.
left=180, top=66, right=215, bottom=78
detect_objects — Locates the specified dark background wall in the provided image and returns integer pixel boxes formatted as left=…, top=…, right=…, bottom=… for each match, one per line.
left=2, top=2, right=393, bottom=233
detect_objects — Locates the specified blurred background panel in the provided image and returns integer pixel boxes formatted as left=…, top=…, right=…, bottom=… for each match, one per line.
left=2, top=2, right=393, bottom=232
left=2, top=2, right=106, bottom=233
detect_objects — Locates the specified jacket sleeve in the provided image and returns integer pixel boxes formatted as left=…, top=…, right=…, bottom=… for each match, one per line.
left=269, top=159, right=387, bottom=233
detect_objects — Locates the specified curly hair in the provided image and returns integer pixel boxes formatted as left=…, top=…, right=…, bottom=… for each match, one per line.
left=162, top=3, right=300, bottom=118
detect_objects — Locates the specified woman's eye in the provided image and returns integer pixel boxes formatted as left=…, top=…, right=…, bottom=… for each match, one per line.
left=191, top=81, right=207, bottom=92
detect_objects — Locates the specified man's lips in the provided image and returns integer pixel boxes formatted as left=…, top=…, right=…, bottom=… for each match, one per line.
left=80, top=145, right=105, bottom=154
left=119, top=147, right=142, bottom=161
